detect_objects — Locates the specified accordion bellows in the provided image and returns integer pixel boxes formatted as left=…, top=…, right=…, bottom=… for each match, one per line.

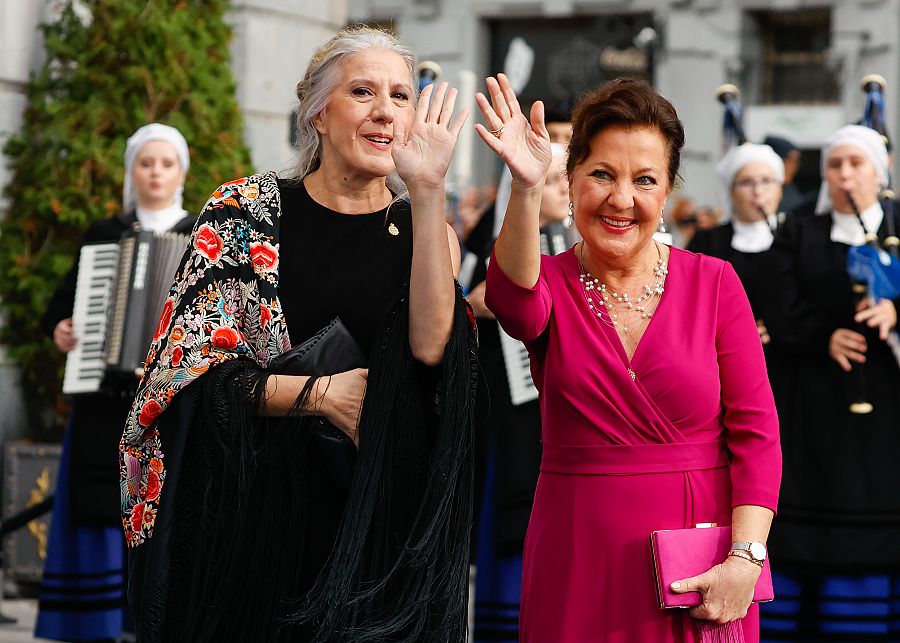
left=63, top=230, right=190, bottom=394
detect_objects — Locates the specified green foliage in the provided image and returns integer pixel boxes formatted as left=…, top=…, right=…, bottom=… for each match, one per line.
left=0, top=0, right=253, bottom=431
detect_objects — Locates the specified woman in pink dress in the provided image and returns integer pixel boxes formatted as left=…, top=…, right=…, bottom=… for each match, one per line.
left=475, top=75, right=782, bottom=641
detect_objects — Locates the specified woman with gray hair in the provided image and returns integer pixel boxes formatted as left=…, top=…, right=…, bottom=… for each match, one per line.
left=120, top=26, right=476, bottom=641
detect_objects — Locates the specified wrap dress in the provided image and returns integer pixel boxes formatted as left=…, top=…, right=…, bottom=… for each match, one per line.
left=485, top=245, right=782, bottom=642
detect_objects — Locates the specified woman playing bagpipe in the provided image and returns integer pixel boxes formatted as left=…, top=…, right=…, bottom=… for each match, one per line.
left=759, top=109, right=900, bottom=640
left=689, top=85, right=789, bottom=350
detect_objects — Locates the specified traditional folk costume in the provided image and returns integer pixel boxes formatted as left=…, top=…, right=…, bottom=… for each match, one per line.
left=120, top=171, right=477, bottom=642
left=760, top=125, right=900, bottom=641
left=36, top=124, right=193, bottom=642
left=688, top=143, right=790, bottom=399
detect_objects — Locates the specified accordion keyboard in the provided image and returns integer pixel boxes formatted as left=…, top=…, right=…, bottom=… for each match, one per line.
left=63, top=243, right=120, bottom=394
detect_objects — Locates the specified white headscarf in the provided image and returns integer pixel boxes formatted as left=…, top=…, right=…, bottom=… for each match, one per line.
left=492, top=142, right=567, bottom=239
left=122, top=123, right=190, bottom=215
left=814, top=124, right=889, bottom=215
left=716, top=143, right=784, bottom=221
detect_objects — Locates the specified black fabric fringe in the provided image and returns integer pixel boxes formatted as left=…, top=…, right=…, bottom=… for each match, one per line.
left=287, top=286, right=478, bottom=642
left=161, top=358, right=324, bottom=642
left=130, top=287, right=477, bottom=642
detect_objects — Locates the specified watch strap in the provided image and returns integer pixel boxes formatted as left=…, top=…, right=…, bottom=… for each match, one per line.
left=728, top=550, right=764, bottom=568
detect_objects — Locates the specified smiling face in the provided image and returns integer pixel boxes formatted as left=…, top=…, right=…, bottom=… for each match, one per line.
left=131, top=140, right=184, bottom=210
left=570, top=125, right=670, bottom=265
left=312, top=49, right=415, bottom=184
left=730, top=161, right=783, bottom=222
left=825, top=145, right=882, bottom=213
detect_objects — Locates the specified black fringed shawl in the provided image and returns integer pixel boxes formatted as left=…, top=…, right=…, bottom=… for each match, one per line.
left=120, top=172, right=477, bottom=641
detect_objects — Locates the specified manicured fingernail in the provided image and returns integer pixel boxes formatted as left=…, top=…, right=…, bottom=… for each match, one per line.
left=671, top=582, right=681, bottom=589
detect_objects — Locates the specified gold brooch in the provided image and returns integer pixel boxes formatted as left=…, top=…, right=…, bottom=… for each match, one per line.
left=388, top=222, right=399, bottom=236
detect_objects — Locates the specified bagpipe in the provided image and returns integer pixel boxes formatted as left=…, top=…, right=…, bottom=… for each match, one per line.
left=715, top=83, right=784, bottom=232
left=845, top=74, right=900, bottom=412
left=715, top=83, right=747, bottom=150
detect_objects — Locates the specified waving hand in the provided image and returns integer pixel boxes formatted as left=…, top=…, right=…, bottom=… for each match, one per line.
left=392, top=82, right=470, bottom=191
left=474, top=74, right=553, bottom=190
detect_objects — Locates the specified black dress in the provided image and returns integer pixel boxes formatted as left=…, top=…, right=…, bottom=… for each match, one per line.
left=275, top=179, right=414, bottom=597
left=765, top=202, right=900, bottom=569
left=755, top=201, right=900, bottom=641
left=277, top=179, right=413, bottom=356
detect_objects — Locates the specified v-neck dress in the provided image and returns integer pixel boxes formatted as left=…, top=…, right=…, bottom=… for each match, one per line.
left=484, top=245, right=782, bottom=642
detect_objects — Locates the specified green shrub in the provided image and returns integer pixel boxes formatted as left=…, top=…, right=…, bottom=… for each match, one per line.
left=0, top=0, right=253, bottom=432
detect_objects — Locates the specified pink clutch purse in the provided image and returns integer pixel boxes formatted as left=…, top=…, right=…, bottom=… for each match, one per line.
left=650, top=526, right=774, bottom=609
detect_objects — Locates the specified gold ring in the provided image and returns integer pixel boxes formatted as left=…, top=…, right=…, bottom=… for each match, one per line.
left=489, top=125, right=504, bottom=138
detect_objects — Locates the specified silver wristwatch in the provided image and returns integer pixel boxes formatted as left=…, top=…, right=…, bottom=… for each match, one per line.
left=731, top=541, right=767, bottom=564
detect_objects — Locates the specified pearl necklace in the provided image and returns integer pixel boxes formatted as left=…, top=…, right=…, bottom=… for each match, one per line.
left=578, top=244, right=668, bottom=334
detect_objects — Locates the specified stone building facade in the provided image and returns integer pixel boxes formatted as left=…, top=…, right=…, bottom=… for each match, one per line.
left=348, top=0, right=900, bottom=208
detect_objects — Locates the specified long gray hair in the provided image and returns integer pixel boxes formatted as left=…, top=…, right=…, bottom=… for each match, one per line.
left=289, top=25, right=418, bottom=187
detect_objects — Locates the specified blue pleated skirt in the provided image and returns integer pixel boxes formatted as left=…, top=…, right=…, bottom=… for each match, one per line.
left=34, top=417, right=128, bottom=642
left=473, top=440, right=523, bottom=642
left=761, top=566, right=900, bottom=641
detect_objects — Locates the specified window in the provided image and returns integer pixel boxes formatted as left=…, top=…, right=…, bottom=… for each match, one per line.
left=754, top=8, right=839, bottom=105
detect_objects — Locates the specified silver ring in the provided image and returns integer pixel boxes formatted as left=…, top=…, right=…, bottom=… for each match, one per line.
left=489, top=125, right=504, bottom=138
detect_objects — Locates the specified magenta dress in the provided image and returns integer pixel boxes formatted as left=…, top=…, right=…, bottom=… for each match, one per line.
left=484, top=246, right=782, bottom=642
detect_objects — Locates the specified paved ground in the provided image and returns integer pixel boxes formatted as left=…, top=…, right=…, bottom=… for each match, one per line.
left=0, top=598, right=49, bottom=642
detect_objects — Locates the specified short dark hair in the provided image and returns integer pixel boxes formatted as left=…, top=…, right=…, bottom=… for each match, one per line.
left=566, top=78, right=685, bottom=187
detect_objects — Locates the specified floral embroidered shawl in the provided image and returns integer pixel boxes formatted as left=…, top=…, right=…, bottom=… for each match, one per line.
left=120, top=171, right=286, bottom=546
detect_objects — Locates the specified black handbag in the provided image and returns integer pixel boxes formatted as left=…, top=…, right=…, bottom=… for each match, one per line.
left=269, top=317, right=366, bottom=489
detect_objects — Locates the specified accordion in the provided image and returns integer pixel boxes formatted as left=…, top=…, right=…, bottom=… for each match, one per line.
left=499, top=221, right=575, bottom=406
left=62, top=229, right=190, bottom=394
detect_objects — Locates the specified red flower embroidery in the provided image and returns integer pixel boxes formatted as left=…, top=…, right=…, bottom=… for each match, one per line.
left=260, top=304, right=272, bottom=328
left=153, top=297, right=175, bottom=343
left=249, top=241, right=279, bottom=274
left=210, top=326, right=240, bottom=351
left=195, top=224, right=223, bottom=263
left=130, top=503, right=145, bottom=534
left=146, top=470, right=161, bottom=502
left=138, top=399, right=163, bottom=427
left=171, top=345, right=183, bottom=367
left=168, top=325, right=186, bottom=345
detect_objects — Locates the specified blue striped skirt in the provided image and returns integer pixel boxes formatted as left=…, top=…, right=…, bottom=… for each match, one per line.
left=761, top=566, right=900, bottom=641
left=34, top=417, right=129, bottom=642
left=473, top=440, right=523, bottom=642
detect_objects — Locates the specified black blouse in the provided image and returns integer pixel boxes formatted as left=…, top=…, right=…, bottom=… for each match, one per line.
left=277, top=179, right=413, bottom=357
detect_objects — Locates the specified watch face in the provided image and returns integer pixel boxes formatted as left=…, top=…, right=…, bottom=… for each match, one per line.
left=749, top=542, right=767, bottom=560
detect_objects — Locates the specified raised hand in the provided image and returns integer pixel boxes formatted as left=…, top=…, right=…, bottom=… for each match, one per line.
left=392, top=82, right=470, bottom=191
left=474, top=73, right=553, bottom=190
